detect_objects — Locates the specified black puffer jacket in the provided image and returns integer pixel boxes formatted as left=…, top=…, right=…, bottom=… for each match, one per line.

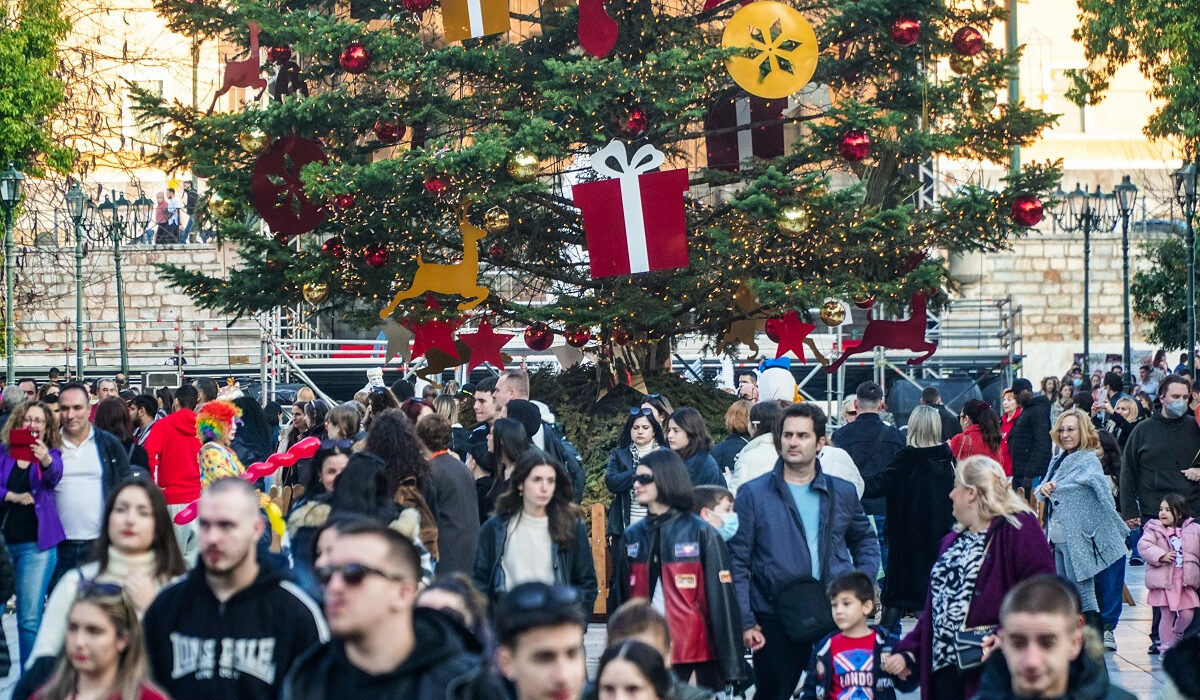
left=1008, top=394, right=1053, bottom=483
left=605, top=446, right=638, bottom=536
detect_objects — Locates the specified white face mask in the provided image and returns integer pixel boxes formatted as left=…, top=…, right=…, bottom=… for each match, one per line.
left=1165, top=399, right=1189, bottom=418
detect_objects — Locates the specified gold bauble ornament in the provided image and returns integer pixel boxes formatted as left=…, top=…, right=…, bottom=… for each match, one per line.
left=722, top=1, right=819, bottom=99
left=968, top=89, right=997, bottom=113
left=302, top=282, right=329, bottom=305
left=948, top=54, right=974, bottom=75
left=483, top=206, right=511, bottom=233
left=775, top=205, right=809, bottom=233
left=238, top=128, right=270, bottom=154
left=207, top=193, right=237, bottom=220
left=819, top=300, right=846, bottom=326
left=506, top=150, right=539, bottom=183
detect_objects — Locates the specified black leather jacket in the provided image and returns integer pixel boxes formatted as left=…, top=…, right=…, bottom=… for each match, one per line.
left=472, top=513, right=598, bottom=612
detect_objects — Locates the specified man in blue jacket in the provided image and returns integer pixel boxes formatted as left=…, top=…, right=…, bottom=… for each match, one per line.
left=728, top=402, right=880, bottom=700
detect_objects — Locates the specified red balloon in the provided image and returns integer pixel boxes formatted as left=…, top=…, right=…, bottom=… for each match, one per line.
left=172, top=502, right=198, bottom=525
left=524, top=322, right=554, bottom=351
left=364, top=244, right=390, bottom=268
left=266, top=452, right=299, bottom=468
left=838, top=130, right=871, bottom=162
left=321, top=236, right=346, bottom=260
left=952, top=26, right=984, bottom=56
left=267, top=45, right=292, bottom=64
left=374, top=118, right=405, bottom=144
left=565, top=328, right=592, bottom=348
left=244, top=461, right=279, bottom=480
left=890, top=17, right=921, bottom=47
left=1011, top=195, right=1044, bottom=227
left=292, top=436, right=322, bottom=457
left=339, top=41, right=371, bottom=74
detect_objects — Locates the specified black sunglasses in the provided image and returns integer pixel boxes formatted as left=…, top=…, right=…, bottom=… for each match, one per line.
left=511, top=585, right=580, bottom=611
left=77, top=579, right=123, bottom=597
left=633, top=472, right=655, bottom=485
left=645, top=394, right=662, bottom=400
left=629, top=407, right=654, bottom=416
left=320, top=439, right=353, bottom=449
left=316, top=562, right=407, bottom=587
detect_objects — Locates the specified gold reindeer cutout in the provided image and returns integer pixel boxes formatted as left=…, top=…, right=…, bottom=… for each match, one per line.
left=379, top=202, right=490, bottom=318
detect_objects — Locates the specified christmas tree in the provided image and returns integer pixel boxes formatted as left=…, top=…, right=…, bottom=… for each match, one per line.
left=138, top=0, right=1059, bottom=371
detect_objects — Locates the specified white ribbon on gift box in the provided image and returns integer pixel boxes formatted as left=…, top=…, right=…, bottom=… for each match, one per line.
left=590, top=140, right=666, bottom=274
left=466, top=0, right=485, bottom=36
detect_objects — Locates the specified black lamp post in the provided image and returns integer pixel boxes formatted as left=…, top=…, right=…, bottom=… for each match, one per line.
left=0, top=163, right=26, bottom=384
left=1114, top=175, right=1139, bottom=386
left=64, top=182, right=93, bottom=379
left=98, top=191, right=133, bottom=376
left=1174, top=160, right=1199, bottom=375
left=1055, top=182, right=1117, bottom=374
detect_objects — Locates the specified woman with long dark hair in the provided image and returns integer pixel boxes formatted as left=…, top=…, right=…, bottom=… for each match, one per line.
left=473, top=450, right=596, bottom=610
left=303, top=399, right=330, bottom=443
left=605, top=408, right=666, bottom=535
left=622, top=450, right=743, bottom=691
left=93, top=398, right=148, bottom=473
left=364, top=408, right=438, bottom=559
left=152, top=388, right=172, bottom=420
left=31, top=588, right=167, bottom=700
left=665, top=408, right=723, bottom=487
left=278, top=401, right=310, bottom=453
left=231, top=395, right=273, bottom=467
left=596, top=641, right=673, bottom=700
left=363, top=387, right=401, bottom=432
left=947, top=399, right=1002, bottom=464
left=27, top=477, right=185, bottom=674
left=482, top=418, right=531, bottom=518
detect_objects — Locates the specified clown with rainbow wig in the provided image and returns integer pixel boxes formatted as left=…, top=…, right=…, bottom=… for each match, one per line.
left=196, top=400, right=286, bottom=536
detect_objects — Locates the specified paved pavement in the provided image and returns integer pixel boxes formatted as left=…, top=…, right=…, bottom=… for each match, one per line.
left=0, top=558, right=1172, bottom=699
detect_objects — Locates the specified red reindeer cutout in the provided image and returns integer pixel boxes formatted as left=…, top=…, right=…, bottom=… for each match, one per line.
left=824, top=293, right=937, bottom=374
left=208, top=22, right=267, bottom=113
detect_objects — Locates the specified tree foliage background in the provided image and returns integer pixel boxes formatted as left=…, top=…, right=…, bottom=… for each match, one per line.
left=0, top=0, right=74, bottom=175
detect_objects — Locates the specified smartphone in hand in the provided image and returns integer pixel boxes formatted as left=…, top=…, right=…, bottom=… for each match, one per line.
left=9, top=428, right=38, bottom=462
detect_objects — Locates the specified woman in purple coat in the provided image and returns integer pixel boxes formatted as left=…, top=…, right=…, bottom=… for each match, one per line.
left=883, top=455, right=1054, bottom=700
left=0, top=400, right=66, bottom=666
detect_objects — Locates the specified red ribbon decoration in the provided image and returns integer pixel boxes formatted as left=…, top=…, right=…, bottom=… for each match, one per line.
left=172, top=436, right=322, bottom=525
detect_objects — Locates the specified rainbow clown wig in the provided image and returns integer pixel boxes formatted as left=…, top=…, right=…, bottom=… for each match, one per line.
left=196, top=400, right=242, bottom=444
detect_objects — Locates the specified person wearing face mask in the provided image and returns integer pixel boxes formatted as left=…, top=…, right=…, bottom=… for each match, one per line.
left=621, top=450, right=743, bottom=694
left=693, top=486, right=739, bottom=541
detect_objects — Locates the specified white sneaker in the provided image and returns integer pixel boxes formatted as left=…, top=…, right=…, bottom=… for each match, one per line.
left=1103, top=630, right=1117, bottom=651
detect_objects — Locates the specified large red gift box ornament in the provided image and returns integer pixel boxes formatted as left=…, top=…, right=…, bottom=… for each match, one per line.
left=572, top=140, right=689, bottom=279
left=705, top=90, right=786, bottom=172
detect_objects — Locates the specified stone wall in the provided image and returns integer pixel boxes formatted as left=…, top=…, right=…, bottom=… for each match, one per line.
left=14, top=242, right=257, bottom=372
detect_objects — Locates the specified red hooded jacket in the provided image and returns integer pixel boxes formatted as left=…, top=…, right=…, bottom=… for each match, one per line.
left=142, top=410, right=201, bottom=504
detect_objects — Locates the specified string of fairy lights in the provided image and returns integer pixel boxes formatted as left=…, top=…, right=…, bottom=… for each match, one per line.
left=146, top=0, right=1060, bottom=346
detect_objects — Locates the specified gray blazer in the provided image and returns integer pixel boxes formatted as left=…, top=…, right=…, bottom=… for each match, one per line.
left=1038, top=450, right=1128, bottom=581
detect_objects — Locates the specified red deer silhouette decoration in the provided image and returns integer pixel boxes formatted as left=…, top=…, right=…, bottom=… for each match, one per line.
left=209, top=22, right=267, bottom=113
left=824, top=293, right=937, bottom=374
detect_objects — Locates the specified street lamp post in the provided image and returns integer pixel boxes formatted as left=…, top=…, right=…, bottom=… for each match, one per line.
left=64, top=182, right=92, bottom=379
left=0, top=164, right=26, bottom=385
left=1114, top=175, right=1139, bottom=388
left=98, top=191, right=134, bottom=376
left=1055, top=182, right=1117, bottom=374
left=1173, top=161, right=1198, bottom=376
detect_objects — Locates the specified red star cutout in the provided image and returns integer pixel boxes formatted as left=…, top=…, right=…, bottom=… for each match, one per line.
left=403, top=315, right=462, bottom=361
left=773, top=310, right=816, bottom=361
left=458, top=320, right=514, bottom=370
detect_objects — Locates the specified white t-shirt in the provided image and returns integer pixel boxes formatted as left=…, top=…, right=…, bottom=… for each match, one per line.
left=56, top=429, right=105, bottom=540
left=502, top=513, right=554, bottom=588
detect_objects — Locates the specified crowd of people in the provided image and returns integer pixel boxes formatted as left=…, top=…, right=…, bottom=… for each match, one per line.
left=0, top=361, right=1192, bottom=699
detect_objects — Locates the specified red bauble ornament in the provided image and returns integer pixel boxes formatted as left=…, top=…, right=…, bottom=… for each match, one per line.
left=424, top=176, right=448, bottom=194
left=373, top=118, right=405, bottom=144
left=524, top=322, right=554, bottom=351
left=611, top=328, right=630, bottom=346
left=890, top=17, right=921, bottom=47
left=565, top=327, right=592, bottom=348
left=489, top=244, right=504, bottom=258
left=616, top=107, right=649, bottom=137
left=364, top=245, right=390, bottom=268
left=339, top=41, right=371, bottom=74
left=838, top=130, right=871, bottom=162
left=852, top=295, right=876, bottom=310
left=267, top=45, right=292, bottom=64
left=333, top=193, right=355, bottom=209
left=273, top=230, right=293, bottom=245
left=1011, top=195, right=1044, bottom=227
left=764, top=316, right=783, bottom=343
left=321, top=237, right=346, bottom=260
left=402, top=0, right=433, bottom=12
left=952, top=26, right=984, bottom=56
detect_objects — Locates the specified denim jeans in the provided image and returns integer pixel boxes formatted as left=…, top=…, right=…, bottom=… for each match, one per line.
left=50, top=539, right=95, bottom=592
left=7, top=542, right=56, bottom=668
left=1093, top=555, right=1126, bottom=630
left=1054, top=546, right=1098, bottom=612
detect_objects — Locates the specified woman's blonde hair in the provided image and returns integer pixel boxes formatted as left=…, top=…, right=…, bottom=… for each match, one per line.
left=906, top=405, right=943, bottom=448
left=38, top=589, right=159, bottom=700
left=1, top=400, right=62, bottom=449
left=724, top=399, right=752, bottom=434
left=1049, top=408, right=1100, bottom=452
left=954, top=455, right=1032, bottom=531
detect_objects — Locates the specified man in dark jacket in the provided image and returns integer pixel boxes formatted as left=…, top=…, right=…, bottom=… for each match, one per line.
left=281, top=520, right=504, bottom=699
left=830, top=381, right=902, bottom=571
left=414, top=413, right=480, bottom=575
left=920, top=386, right=962, bottom=441
left=144, top=478, right=329, bottom=700
left=495, top=370, right=586, bottom=502
left=1007, top=378, right=1052, bottom=492
left=976, top=575, right=1135, bottom=700
left=496, top=582, right=588, bottom=700
left=729, top=403, right=880, bottom=700
left=1120, top=375, right=1200, bottom=523
left=51, top=382, right=132, bottom=588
